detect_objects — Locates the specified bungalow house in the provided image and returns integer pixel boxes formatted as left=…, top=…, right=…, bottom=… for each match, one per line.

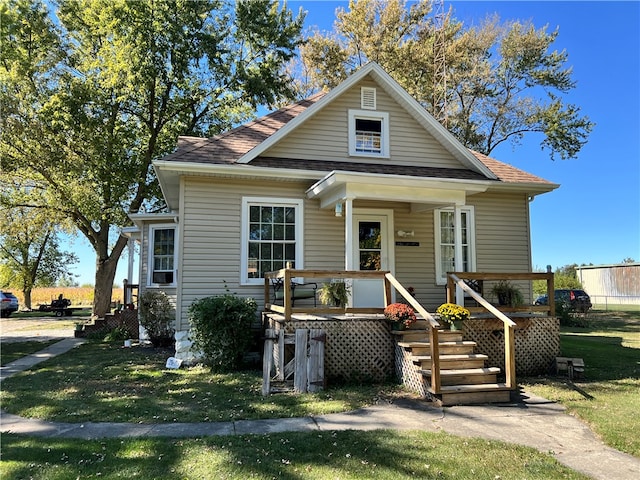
left=128, top=63, right=559, bottom=401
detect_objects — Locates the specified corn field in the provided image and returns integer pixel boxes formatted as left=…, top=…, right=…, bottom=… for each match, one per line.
left=10, top=287, right=123, bottom=309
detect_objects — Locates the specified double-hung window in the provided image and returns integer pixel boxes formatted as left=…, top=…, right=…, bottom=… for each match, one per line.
left=148, top=225, right=177, bottom=286
left=241, top=197, right=304, bottom=284
left=434, top=207, right=476, bottom=285
left=348, top=109, right=389, bottom=158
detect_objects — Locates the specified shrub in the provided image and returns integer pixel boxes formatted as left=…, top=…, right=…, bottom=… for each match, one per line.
left=188, top=294, right=257, bottom=372
left=103, top=326, right=130, bottom=342
left=138, top=291, right=175, bottom=347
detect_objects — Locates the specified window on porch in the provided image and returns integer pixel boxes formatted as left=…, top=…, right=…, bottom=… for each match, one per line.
left=434, top=207, right=476, bottom=285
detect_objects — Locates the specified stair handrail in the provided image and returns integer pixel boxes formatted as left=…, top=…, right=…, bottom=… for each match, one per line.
left=385, top=273, right=442, bottom=393
left=449, top=273, right=517, bottom=389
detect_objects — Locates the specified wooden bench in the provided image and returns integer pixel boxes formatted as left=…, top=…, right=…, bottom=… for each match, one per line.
left=555, top=357, right=585, bottom=380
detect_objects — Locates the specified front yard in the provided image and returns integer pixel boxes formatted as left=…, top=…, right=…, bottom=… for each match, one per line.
left=0, top=310, right=637, bottom=479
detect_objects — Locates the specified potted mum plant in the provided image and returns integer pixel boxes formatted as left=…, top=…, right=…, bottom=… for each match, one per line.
left=436, top=303, right=470, bottom=331
left=384, top=303, right=417, bottom=331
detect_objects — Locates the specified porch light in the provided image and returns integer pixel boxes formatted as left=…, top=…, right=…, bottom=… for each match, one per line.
left=397, top=230, right=414, bottom=238
left=335, top=203, right=343, bottom=217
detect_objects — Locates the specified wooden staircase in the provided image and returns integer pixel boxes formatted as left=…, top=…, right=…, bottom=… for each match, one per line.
left=395, top=322, right=512, bottom=406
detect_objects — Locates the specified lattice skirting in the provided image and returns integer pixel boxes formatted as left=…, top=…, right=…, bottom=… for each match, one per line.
left=76, top=309, right=139, bottom=339
left=463, top=317, right=560, bottom=376
left=266, top=316, right=394, bottom=382
left=395, top=343, right=427, bottom=396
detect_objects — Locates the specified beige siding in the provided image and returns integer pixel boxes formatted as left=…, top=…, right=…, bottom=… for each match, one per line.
left=177, top=177, right=350, bottom=329
left=137, top=219, right=178, bottom=325
left=470, top=192, right=533, bottom=303
left=264, top=78, right=464, bottom=170
left=472, top=192, right=532, bottom=272
left=172, top=177, right=534, bottom=328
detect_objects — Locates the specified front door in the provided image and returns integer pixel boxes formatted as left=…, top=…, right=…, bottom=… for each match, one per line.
left=351, top=211, right=393, bottom=308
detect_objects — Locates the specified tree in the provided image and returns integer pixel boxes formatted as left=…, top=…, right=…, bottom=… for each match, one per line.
left=298, top=0, right=593, bottom=160
left=1, top=0, right=305, bottom=316
left=0, top=177, right=78, bottom=309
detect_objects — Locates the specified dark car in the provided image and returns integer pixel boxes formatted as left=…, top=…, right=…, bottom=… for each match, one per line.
left=534, top=289, right=592, bottom=313
left=1, top=291, right=19, bottom=317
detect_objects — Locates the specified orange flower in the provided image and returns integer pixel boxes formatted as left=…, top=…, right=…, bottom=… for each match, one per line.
left=384, top=303, right=417, bottom=327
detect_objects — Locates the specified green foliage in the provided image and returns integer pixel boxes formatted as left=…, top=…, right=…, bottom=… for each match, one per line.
left=138, top=291, right=175, bottom=347
left=490, top=280, right=524, bottom=307
left=188, top=294, right=258, bottom=372
left=298, top=0, right=593, bottom=160
left=533, top=264, right=584, bottom=296
left=0, top=0, right=304, bottom=316
left=103, top=326, right=130, bottom=342
left=318, top=281, right=350, bottom=307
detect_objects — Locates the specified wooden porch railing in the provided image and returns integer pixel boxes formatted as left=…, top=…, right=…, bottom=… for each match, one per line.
left=448, top=273, right=517, bottom=389
left=264, top=268, right=444, bottom=393
left=445, top=269, right=555, bottom=316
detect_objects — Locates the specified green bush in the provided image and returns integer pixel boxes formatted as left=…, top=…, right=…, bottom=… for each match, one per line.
left=188, top=294, right=257, bottom=372
left=103, top=326, right=129, bottom=342
left=138, top=290, right=175, bottom=347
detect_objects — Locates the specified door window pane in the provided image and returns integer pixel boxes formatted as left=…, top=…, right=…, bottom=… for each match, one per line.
left=358, top=221, right=382, bottom=271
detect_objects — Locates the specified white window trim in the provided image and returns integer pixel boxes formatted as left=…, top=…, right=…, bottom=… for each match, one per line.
left=348, top=109, right=390, bottom=158
left=240, top=197, right=304, bottom=286
left=434, top=206, right=476, bottom=285
left=147, top=224, right=178, bottom=288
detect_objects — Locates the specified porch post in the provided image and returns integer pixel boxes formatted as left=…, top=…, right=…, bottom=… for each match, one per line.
left=344, top=198, right=354, bottom=270
left=454, top=205, right=464, bottom=305
left=127, top=236, right=134, bottom=284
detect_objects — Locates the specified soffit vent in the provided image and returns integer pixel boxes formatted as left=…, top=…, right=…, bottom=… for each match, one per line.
left=361, top=87, right=376, bottom=110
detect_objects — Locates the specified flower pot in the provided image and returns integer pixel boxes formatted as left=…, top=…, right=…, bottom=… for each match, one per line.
left=449, top=320, right=463, bottom=331
left=391, top=321, right=406, bottom=331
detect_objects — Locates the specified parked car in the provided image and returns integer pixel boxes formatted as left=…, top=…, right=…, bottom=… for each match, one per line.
left=534, top=289, right=592, bottom=313
left=0, top=291, right=19, bottom=317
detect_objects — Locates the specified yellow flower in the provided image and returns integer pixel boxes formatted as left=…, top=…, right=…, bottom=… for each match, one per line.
left=436, top=303, right=470, bottom=324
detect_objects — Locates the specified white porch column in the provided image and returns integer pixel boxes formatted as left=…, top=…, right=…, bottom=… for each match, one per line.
left=344, top=198, right=354, bottom=270
left=454, top=205, right=464, bottom=305
left=127, top=236, right=134, bottom=283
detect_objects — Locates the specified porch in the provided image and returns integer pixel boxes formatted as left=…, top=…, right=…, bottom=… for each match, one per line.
left=263, top=269, right=559, bottom=405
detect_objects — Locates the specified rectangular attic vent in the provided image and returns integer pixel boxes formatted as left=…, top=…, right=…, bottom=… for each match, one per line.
left=361, top=87, right=376, bottom=110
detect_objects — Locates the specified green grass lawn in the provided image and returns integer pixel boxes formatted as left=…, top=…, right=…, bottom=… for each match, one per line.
left=1, top=309, right=637, bottom=478
left=0, top=340, right=60, bottom=366
left=0, top=429, right=589, bottom=480
left=522, top=309, right=640, bottom=457
left=0, top=341, right=399, bottom=423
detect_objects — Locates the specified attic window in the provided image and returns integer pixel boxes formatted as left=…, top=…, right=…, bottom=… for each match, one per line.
left=361, top=87, right=376, bottom=110
left=348, top=109, right=389, bottom=158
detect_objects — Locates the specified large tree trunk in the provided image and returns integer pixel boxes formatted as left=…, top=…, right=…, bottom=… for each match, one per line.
left=93, top=257, right=119, bottom=317
left=92, top=234, right=128, bottom=317
left=23, top=288, right=32, bottom=310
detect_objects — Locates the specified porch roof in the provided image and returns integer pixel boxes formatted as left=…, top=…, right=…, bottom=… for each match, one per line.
left=306, top=170, right=489, bottom=210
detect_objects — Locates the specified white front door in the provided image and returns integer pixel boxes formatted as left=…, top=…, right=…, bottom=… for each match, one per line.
left=351, top=211, right=393, bottom=308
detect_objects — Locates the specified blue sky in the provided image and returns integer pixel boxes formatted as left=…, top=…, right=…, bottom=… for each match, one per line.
left=68, top=0, right=640, bottom=285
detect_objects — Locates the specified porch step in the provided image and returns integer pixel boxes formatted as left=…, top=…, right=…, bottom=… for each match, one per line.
left=399, top=340, right=476, bottom=355
left=413, top=353, right=488, bottom=369
left=429, top=383, right=512, bottom=406
left=391, top=330, right=429, bottom=341
left=420, top=367, right=500, bottom=385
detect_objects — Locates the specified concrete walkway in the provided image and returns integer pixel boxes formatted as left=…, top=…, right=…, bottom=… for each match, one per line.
left=1, top=339, right=639, bottom=480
